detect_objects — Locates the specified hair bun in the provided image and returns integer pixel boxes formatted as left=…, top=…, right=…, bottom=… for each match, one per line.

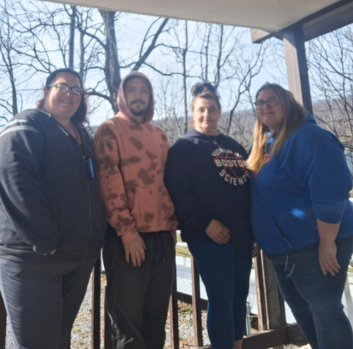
left=191, top=82, right=218, bottom=97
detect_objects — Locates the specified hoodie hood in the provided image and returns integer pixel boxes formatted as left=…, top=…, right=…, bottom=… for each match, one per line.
left=265, top=111, right=316, bottom=153
left=117, top=71, right=154, bottom=123
left=304, top=112, right=316, bottom=125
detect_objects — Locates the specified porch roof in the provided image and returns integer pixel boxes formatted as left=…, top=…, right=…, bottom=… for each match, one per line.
left=39, top=0, right=353, bottom=42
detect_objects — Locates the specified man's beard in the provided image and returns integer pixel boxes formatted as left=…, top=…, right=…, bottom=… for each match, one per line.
left=130, top=100, right=148, bottom=116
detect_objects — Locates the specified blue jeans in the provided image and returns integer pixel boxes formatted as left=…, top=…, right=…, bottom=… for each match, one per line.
left=267, top=236, right=353, bottom=349
left=188, top=241, right=253, bottom=349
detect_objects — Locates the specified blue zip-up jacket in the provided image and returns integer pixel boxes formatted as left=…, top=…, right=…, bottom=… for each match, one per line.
left=250, top=114, right=353, bottom=254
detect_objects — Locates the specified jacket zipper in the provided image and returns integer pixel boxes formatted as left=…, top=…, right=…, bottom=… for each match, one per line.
left=47, top=112, right=93, bottom=262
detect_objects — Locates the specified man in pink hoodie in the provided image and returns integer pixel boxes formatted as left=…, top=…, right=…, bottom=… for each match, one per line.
left=94, top=71, right=178, bottom=349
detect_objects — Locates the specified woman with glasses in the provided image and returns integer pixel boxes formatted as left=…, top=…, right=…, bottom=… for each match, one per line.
left=248, top=82, right=353, bottom=349
left=165, top=82, right=254, bottom=349
left=0, top=68, right=106, bottom=349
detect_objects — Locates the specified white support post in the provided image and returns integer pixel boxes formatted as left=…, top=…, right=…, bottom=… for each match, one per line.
left=345, top=263, right=353, bottom=328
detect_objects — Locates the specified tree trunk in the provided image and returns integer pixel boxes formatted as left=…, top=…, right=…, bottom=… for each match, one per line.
left=99, top=10, right=121, bottom=114
left=183, top=21, right=189, bottom=134
left=68, top=6, right=76, bottom=69
left=78, top=11, right=84, bottom=78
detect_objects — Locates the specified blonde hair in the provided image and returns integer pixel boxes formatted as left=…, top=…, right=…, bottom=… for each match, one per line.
left=247, top=83, right=307, bottom=176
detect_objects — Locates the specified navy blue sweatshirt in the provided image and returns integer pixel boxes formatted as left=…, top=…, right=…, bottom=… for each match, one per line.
left=165, top=129, right=253, bottom=248
left=250, top=114, right=353, bottom=254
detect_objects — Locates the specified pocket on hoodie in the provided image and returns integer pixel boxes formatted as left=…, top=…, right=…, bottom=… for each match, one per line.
left=131, top=184, right=174, bottom=231
left=56, top=202, right=90, bottom=253
left=251, top=211, right=291, bottom=254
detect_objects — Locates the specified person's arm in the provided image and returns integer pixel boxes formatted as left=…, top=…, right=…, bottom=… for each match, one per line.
left=288, top=129, right=351, bottom=275
left=165, top=139, right=229, bottom=243
left=160, top=131, right=179, bottom=243
left=0, top=119, right=59, bottom=254
left=94, top=122, right=145, bottom=266
left=308, top=140, right=350, bottom=276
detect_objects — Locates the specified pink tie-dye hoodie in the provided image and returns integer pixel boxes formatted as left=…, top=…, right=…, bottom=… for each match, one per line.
left=94, top=71, right=178, bottom=244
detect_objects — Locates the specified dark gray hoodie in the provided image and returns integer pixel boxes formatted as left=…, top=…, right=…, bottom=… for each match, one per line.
left=0, top=109, right=106, bottom=263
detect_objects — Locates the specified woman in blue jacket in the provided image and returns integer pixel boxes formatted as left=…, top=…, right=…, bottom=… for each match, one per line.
left=248, top=82, right=353, bottom=349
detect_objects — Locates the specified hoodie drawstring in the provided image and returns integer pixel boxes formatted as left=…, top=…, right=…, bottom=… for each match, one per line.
left=142, top=231, right=170, bottom=264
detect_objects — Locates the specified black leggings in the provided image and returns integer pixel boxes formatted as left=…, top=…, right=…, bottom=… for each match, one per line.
left=0, top=257, right=96, bottom=349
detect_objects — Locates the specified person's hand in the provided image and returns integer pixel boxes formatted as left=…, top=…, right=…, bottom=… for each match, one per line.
left=205, top=219, right=230, bottom=244
left=318, top=240, right=340, bottom=276
left=123, top=235, right=146, bottom=267
left=43, top=249, right=56, bottom=256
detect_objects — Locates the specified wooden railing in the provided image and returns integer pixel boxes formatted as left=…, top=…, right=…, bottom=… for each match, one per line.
left=165, top=252, right=307, bottom=349
left=0, top=254, right=308, bottom=349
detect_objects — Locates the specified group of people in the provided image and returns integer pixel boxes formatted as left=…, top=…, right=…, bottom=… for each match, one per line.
left=0, top=67, right=352, bottom=349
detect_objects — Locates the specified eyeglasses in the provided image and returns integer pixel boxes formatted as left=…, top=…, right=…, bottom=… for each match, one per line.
left=47, top=83, right=83, bottom=96
left=254, top=96, right=280, bottom=108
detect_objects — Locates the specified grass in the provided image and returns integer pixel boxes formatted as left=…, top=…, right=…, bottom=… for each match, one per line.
left=176, top=233, right=191, bottom=258
left=175, top=245, right=191, bottom=258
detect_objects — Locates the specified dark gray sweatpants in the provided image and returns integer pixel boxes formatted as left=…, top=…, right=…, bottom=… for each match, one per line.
left=104, top=232, right=175, bottom=349
left=0, top=257, right=96, bottom=349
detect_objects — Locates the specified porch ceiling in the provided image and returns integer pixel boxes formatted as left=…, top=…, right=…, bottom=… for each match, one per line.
left=39, top=0, right=353, bottom=40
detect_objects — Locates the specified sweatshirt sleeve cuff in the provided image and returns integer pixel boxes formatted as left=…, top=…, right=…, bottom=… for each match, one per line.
left=314, top=201, right=346, bottom=224
left=121, top=229, right=140, bottom=244
left=200, top=216, right=213, bottom=232
left=315, top=212, right=343, bottom=224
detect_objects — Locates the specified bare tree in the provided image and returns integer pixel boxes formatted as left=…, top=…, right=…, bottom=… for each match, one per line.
left=1, top=0, right=268, bottom=140
left=0, top=1, right=19, bottom=116
left=94, top=10, right=122, bottom=113
left=0, top=0, right=172, bottom=122
left=182, top=21, right=189, bottom=134
left=0, top=0, right=76, bottom=120
left=157, top=20, right=196, bottom=134
left=66, top=5, right=77, bottom=68
left=225, top=35, right=267, bottom=136
left=308, top=25, right=353, bottom=158
left=154, top=75, right=185, bottom=143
